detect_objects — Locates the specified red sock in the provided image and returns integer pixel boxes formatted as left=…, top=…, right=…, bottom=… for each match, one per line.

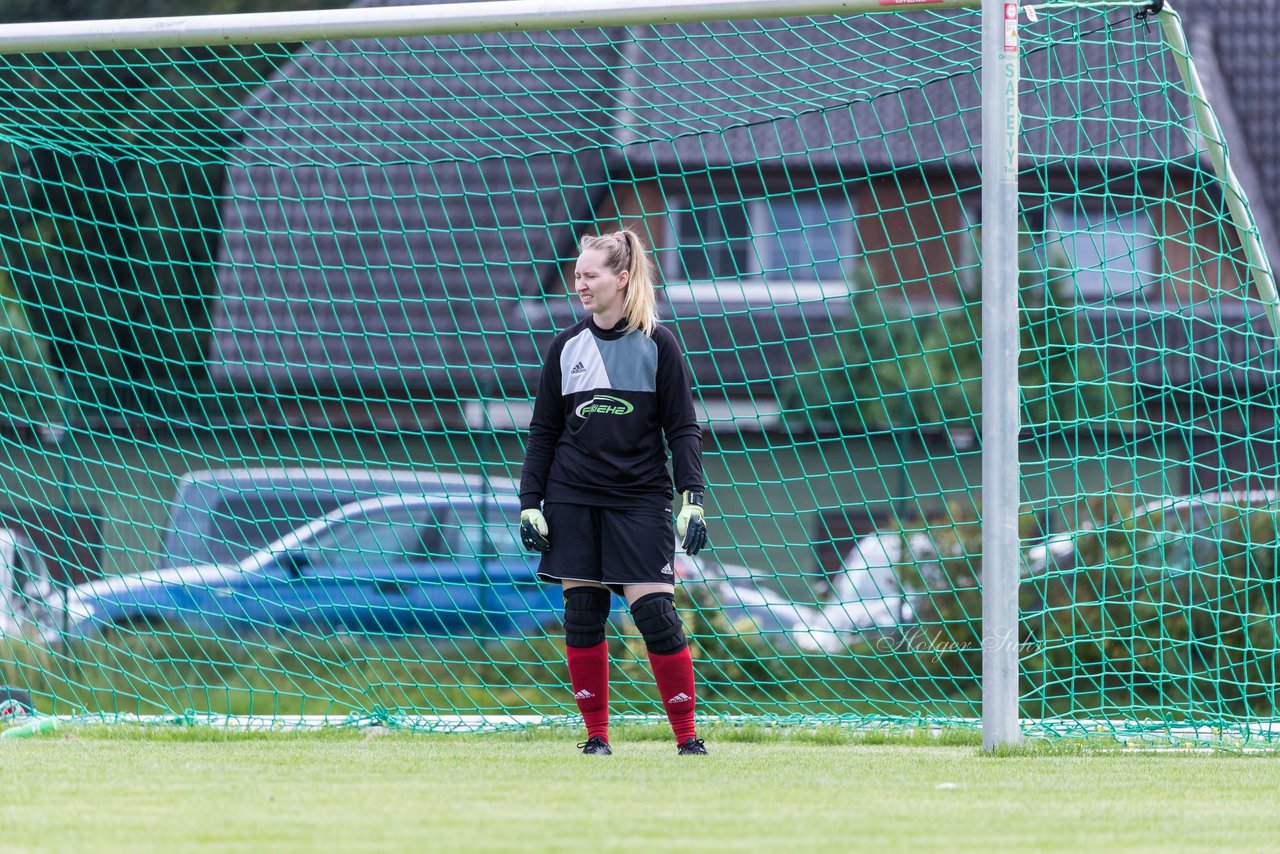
left=566, top=642, right=610, bottom=741
left=648, top=647, right=697, bottom=743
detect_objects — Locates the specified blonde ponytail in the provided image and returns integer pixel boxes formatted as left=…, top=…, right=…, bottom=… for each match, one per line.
left=579, top=228, right=659, bottom=336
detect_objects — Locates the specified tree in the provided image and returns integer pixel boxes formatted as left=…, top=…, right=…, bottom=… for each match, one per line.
left=0, top=2, right=341, bottom=419
left=778, top=231, right=1135, bottom=436
left=0, top=268, right=61, bottom=432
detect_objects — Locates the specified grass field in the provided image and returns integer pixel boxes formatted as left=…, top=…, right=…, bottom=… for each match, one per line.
left=1, top=725, right=1278, bottom=853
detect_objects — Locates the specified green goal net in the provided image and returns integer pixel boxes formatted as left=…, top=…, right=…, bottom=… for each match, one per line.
left=0, top=0, right=1275, bottom=744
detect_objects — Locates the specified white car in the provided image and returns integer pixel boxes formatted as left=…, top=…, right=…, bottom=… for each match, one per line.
left=0, top=528, right=63, bottom=643
left=1024, top=489, right=1279, bottom=577
left=676, top=542, right=917, bottom=653
left=822, top=533, right=923, bottom=635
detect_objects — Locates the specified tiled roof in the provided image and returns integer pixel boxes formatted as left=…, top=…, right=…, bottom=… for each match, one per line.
left=211, top=0, right=622, bottom=393
left=1195, top=0, right=1280, bottom=263
left=209, top=0, right=1279, bottom=398
left=619, top=9, right=1203, bottom=173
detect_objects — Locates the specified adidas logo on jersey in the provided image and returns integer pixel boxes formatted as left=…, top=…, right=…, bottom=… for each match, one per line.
left=574, top=689, right=595, bottom=700
left=666, top=693, right=692, bottom=704
left=660, top=563, right=674, bottom=576
left=570, top=361, right=586, bottom=375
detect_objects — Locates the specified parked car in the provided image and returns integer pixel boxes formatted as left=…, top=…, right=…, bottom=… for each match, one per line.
left=58, top=490, right=923, bottom=648
left=676, top=549, right=914, bottom=652
left=158, top=467, right=519, bottom=569
left=152, top=468, right=911, bottom=649
left=815, top=490, right=1280, bottom=645
left=1025, top=489, right=1279, bottom=576
left=64, top=493, right=560, bottom=639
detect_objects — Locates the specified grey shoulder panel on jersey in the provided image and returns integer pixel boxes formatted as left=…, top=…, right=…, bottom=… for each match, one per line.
left=559, top=327, right=657, bottom=395
left=596, top=330, right=657, bottom=393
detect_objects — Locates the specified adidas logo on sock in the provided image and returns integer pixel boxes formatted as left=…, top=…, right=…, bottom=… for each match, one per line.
left=574, top=689, right=595, bottom=700
left=666, top=692, right=692, bottom=704
left=570, top=361, right=586, bottom=375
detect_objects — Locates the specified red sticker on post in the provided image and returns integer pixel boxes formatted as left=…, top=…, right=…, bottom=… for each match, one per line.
left=1004, top=2, right=1019, bottom=51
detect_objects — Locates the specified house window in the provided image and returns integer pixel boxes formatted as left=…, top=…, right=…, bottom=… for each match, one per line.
left=664, top=189, right=856, bottom=290
left=756, top=194, right=853, bottom=283
left=668, top=195, right=754, bottom=281
left=954, top=194, right=986, bottom=294
left=1044, top=202, right=1161, bottom=301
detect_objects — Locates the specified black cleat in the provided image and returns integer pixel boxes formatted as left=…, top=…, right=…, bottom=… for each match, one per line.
left=677, top=737, right=708, bottom=755
left=578, top=736, right=612, bottom=755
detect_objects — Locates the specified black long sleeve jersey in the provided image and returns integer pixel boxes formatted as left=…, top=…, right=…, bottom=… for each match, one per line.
left=519, top=315, right=705, bottom=511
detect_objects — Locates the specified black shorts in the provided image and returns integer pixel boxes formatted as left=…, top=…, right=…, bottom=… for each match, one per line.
left=537, top=502, right=677, bottom=595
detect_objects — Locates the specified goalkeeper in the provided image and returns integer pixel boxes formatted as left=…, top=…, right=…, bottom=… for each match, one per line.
left=518, top=228, right=709, bottom=757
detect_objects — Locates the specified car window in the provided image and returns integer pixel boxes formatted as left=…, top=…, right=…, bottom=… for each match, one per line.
left=200, top=492, right=337, bottom=566
left=448, top=505, right=522, bottom=559
left=485, top=519, right=522, bottom=558
left=405, top=523, right=451, bottom=562
left=162, top=480, right=386, bottom=567
left=302, top=502, right=446, bottom=569
left=1136, top=500, right=1279, bottom=574
left=160, top=468, right=522, bottom=569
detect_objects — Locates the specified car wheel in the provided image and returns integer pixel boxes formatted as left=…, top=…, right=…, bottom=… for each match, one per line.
left=0, top=686, right=34, bottom=719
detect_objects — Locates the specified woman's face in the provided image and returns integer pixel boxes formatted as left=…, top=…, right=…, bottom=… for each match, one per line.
left=574, top=248, right=629, bottom=317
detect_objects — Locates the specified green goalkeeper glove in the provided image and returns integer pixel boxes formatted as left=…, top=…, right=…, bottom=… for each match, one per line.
left=676, top=490, right=707, bottom=556
left=519, top=508, right=550, bottom=553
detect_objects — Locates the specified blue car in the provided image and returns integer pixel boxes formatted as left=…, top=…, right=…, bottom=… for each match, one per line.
left=62, top=494, right=562, bottom=640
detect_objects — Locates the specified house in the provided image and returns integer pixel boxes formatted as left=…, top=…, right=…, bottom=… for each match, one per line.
left=209, top=0, right=1280, bottom=439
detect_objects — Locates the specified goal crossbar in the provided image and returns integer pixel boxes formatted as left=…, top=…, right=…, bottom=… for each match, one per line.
left=0, top=0, right=1148, bottom=54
